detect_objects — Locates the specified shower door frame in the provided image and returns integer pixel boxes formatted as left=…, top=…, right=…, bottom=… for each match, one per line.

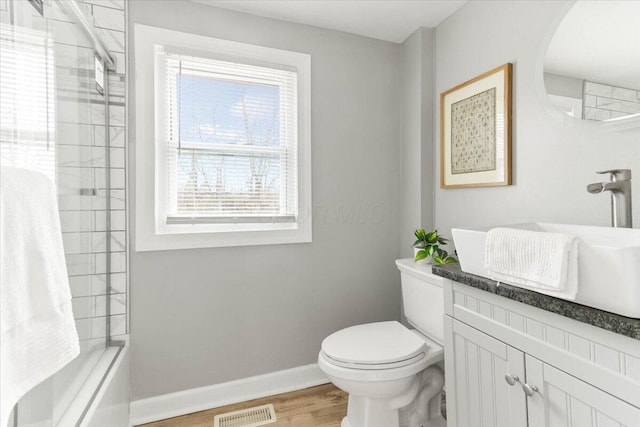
left=3, top=0, right=126, bottom=425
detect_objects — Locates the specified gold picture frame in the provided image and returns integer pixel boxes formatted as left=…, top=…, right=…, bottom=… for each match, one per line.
left=440, top=63, right=512, bottom=189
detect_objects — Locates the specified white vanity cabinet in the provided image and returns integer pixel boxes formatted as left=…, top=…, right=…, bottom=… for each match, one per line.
left=442, top=278, right=640, bottom=427
left=445, top=317, right=527, bottom=427
left=525, top=355, right=640, bottom=426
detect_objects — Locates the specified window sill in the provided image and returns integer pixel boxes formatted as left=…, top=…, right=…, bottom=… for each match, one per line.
left=134, top=221, right=312, bottom=251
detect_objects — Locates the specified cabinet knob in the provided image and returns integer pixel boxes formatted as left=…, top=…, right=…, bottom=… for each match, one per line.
left=504, top=374, right=519, bottom=386
left=521, top=383, right=539, bottom=397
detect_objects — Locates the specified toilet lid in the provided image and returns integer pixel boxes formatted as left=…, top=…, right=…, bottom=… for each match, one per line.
left=321, top=321, right=428, bottom=368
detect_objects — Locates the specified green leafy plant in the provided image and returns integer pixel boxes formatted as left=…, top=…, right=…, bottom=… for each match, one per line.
left=413, top=228, right=457, bottom=265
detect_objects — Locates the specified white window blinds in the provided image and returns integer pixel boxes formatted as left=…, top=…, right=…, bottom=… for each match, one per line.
left=0, top=24, right=56, bottom=182
left=162, top=51, right=299, bottom=224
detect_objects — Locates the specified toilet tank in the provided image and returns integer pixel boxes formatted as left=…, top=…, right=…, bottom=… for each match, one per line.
left=395, top=259, right=445, bottom=345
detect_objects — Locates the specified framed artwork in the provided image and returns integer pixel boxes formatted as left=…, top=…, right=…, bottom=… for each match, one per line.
left=440, top=63, right=512, bottom=189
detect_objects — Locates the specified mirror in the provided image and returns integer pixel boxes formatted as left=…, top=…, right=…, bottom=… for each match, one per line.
left=543, top=1, right=640, bottom=124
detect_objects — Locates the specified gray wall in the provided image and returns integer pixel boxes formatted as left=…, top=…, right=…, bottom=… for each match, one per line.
left=400, top=28, right=435, bottom=258
left=128, top=1, right=403, bottom=400
left=127, top=0, right=640, bottom=402
left=433, top=1, right=640, bottom=243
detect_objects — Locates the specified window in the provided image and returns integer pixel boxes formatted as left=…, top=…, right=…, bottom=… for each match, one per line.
left=162, top=52, right=298, bottom=223
left=135, top=25, right=311, bottom=251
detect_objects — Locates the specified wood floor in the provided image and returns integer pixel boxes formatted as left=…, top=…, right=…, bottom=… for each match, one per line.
left=137, top=384, right=348, bottom=427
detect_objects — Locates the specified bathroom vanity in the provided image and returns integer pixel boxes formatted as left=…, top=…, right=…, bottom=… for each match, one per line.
left=433, top=264, right=640, bottom=427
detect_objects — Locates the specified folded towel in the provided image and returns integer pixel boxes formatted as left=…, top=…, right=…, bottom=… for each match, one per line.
left=485, top=227, right=579, bottom=299
left=0, top=166, right=80, bottom=427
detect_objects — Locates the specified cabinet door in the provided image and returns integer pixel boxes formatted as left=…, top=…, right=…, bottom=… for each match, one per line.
left=444, top=317, right=528, bottom=427
left=526, top=355, right=640, bottom=427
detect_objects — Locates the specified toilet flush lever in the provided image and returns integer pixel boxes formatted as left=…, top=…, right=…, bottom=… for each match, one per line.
left=504, top=374, right=520, bottom=386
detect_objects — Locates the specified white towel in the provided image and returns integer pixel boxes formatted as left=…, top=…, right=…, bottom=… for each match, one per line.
left=0, top=166, right=79, bottom=427
left=485, top=227, right=579, bottom=300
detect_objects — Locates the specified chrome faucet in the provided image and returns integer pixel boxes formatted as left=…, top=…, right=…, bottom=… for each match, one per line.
left=587, top=169, right=632, bottom=228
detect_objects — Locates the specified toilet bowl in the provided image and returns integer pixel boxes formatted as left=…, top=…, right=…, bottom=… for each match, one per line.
left=318, top=260, right=447, bottom=427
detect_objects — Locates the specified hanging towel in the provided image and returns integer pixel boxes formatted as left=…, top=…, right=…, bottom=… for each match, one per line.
left=485, top=227, right=580, bottom=300
left=0, top=166, right=79, bottom=427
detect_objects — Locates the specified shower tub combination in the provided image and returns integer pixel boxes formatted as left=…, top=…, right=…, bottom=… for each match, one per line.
left=1, top=0, right=129, bottom=426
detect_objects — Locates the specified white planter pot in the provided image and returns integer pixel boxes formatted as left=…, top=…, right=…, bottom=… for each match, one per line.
left=413, top=247, right=433, bottom=265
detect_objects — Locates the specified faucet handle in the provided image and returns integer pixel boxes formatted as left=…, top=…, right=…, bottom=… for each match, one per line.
left=597, top=169, right=631, bottom=181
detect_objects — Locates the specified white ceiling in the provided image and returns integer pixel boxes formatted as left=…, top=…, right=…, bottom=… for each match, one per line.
left=544, top=1, right=640, bottom=90
left=192, top=0, right=467, bottom=43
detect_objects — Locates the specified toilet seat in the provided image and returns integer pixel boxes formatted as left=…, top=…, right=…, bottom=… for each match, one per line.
left=321, top=321, right=428, bottom=370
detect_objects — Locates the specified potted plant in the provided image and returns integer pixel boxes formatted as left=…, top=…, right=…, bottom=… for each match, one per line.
left=413, top=228, right=457, bottom=265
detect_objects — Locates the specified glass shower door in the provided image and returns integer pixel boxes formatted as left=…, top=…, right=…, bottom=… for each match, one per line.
left=0, top=0, right=112, bottom=425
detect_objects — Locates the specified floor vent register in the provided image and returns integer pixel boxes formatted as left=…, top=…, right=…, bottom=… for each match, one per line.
left=213, top=404, right=277, bottom=427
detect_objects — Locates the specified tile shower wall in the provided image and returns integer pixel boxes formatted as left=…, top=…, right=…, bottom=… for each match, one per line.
left=62, top=0, right=127, bottom=343
left=0, top=0, right=128, bottom=343
left=583, top=81, right=640, bottom=121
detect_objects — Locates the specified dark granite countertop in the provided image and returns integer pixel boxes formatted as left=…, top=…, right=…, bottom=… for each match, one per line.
left=432, top=263, right=640, bottom=341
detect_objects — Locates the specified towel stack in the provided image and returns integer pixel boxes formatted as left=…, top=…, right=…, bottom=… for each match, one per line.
left=0, top=166, right=80, bottom=427
left=484, top=227, right=580, bottom=300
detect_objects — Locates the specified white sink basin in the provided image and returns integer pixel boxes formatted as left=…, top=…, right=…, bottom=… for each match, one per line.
left=451, top=223, right=640, bottom=318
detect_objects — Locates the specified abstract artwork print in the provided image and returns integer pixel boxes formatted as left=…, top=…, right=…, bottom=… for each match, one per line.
left=450, top=88, right=496, bottom=174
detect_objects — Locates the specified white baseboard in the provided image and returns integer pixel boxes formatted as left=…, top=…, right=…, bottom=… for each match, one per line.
left=129, top=363, right=329, bottom=426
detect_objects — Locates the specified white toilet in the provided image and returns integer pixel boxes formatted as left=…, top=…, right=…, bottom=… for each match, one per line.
left=318, top=259, right=446, bottom=427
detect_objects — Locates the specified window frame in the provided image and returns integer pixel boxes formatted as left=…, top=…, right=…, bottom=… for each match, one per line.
left=134, top=24, right=312, bottom=251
